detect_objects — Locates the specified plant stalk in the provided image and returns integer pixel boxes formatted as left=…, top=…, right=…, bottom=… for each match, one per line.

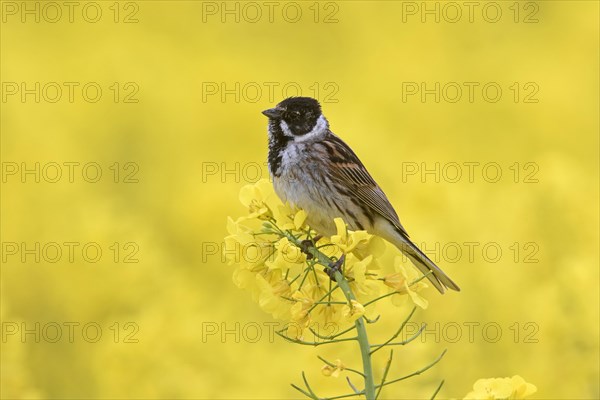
left=334, top=269, right=376, bottom=400
left=283, top=230, right=376, bottom=400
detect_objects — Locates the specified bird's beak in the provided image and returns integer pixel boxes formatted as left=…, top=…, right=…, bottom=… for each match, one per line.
left=262, top=107, right=283, bottom=119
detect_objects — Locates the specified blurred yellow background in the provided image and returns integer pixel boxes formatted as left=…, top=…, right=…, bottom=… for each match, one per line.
left=1, top=1, right=598, bottom=399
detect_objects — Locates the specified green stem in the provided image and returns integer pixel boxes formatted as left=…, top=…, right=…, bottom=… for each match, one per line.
left=333, top=269, right=376, bottom=400
left=282, top=231, right=376, bottom=400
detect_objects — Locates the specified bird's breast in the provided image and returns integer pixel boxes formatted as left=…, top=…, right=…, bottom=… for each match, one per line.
left=270, top=142, right=371, bottom=235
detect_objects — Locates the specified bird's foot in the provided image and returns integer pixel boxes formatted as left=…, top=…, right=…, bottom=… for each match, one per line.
left=326, top=254, right=345, bottom=281
left=300, top=239, right=314, bottom=260
left=299, top=235, right=322, bottom=260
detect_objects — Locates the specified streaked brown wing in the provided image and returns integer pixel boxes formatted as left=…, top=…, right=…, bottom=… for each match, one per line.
left=326, top=134, right=409, bottom=236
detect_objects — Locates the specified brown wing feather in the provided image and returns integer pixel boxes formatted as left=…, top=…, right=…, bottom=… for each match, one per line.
left=326, top=134, right=409, bottom=236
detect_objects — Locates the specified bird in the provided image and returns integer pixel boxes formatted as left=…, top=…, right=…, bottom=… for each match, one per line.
left=262, top=97, right=459, bottom=294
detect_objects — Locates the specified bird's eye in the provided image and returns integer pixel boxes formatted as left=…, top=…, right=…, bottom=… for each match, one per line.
left=288, top=111, right=301, bottom=121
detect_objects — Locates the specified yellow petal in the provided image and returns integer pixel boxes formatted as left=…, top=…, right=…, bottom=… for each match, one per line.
left=226, top=216, right=238, bottom=235
left=256, top=179, right=274, bottom=197
left=287, top=320, right=308, bottom=340
left=239, top=184, right=258, bottom=207
left=350, top=255, right=372, bottom=284
left=342, top=299, right=365, bottom=322
left=367, top=236, right=386, bottom=257
left=511, top=376, right=537, bottom=398
left=232, top=268, right=254, bottom=288
left=408, top=289, right=429, bottom=309
left=294, top=210, right=307, bottom=230
left=384, top=272, right=406, bottom=291
left=334, top=218, right=347, bottom=239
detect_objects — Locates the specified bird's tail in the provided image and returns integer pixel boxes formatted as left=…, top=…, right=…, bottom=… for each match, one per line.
left=390, top=229, right=460, bottom=294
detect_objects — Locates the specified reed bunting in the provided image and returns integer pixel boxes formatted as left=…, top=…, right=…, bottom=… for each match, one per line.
left=262, top=97, right=459, bottom=293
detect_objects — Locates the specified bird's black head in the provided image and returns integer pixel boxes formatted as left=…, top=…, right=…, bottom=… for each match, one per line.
left=262, top=97, right=325, bottom=137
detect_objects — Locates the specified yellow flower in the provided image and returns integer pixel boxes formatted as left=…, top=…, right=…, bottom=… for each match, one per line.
left=287, top=289, right=314, bottom=340
left=265, top=237, right=306, bottom=273
left=225, top=180, right=394, bottom=333
left=293, top=210, right=308, bottom=229
left=255, top=270, right=294, bottom=320
left=279, top=208, right=308, bottom=231
left=464, top=375, right=537, bottom=400
left=224, top=219, right=274, bottom=270
left=239, top=180, right=275, bottom=220
left=224, top=238, right=266, bottom=269
left=312, top=302, right=342, bottom=326
left=330, top=218, right=372, bottom=253
left=321, top=359, right=345, bottom=378
left=289, top=287, right=316, bottom=328
left=348, top=254, right=371, bottom=285
left=346, top=254, right=381, bottom=301
left=383, top=257, right=429, bottom=309
left=352, top=234, right=386, bottom=260
left=341, top=299, right=365, bottom=322
left=286, top=319, right=310, bottom=341
left=237, top=179, right=304, bottom=232
left=510, top=376, right=537, bottom=398
left=232, top=267, right=254, bottom=289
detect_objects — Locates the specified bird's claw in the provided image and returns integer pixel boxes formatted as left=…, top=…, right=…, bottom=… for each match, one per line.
left=299, top=235, right=322, bottom=260
left=300, top=239, right=314, bottom=260
left=326, top=254, right=345, bottom=281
